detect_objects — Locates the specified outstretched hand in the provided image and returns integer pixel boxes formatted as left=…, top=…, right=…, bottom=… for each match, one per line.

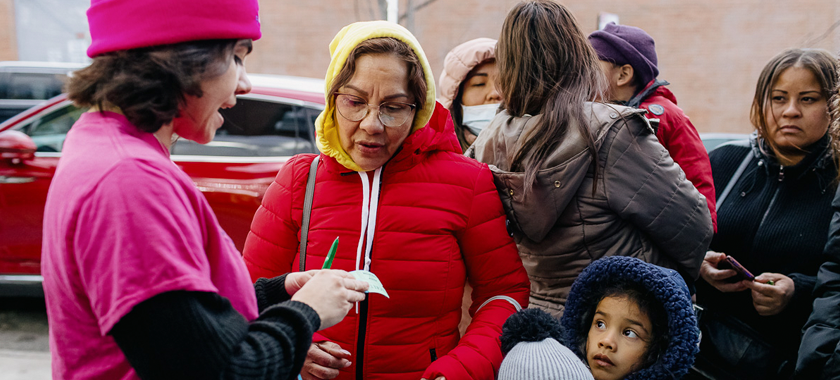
left=285, top=270, right=361, bottom=295
left=291, top=270, right=368, bottom=330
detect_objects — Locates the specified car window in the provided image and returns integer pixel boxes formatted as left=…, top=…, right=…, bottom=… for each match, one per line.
left=12, top=97, right=321, bottom=156
left=20, top=103, right=84, bottom=152
left=0, top=72, right=68, bottom=100
left=171, top=98, right=318, bottom=157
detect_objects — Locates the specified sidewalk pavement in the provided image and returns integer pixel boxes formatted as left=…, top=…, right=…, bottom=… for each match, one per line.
left=0, top=349, right=51, bottom=380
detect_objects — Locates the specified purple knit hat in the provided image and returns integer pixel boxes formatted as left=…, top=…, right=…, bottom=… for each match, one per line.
left=588, top=22, right=658, bottom=88
left=86, top=0, right=261, bottom=58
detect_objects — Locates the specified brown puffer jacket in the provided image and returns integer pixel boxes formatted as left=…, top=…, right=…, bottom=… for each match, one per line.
left=467, top=102, right=713, bottom=317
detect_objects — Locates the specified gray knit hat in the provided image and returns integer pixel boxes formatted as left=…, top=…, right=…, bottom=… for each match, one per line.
left=499, top=308, right=594, bottom=380
left=499, top=337, right=594, bottom=380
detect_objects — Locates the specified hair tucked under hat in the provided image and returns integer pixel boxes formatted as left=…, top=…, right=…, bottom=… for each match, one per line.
left=86, top=0, right=261, bottom=57
left=588, top=22, right=659, bottom=91
left=499, top=308, right=594, bottom=380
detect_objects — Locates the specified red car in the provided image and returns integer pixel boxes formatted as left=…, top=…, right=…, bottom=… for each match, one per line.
left=0, top=74, right=325, bottom=295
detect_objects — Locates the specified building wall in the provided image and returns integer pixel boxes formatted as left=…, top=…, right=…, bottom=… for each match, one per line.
left=251, top=0, right=840, bottom=134
left=0, top=1, right=837, bottom=133
left=0, top=0, right=17, bottom=61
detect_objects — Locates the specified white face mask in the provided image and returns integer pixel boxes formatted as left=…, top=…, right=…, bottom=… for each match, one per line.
left=461, top=103, right=500, bottom=136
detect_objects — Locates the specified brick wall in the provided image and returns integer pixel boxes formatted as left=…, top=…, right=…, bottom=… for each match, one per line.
left=0, top=0, right=837, bottom=133
left=251, top=0, right=840, bottom=134
left=0, top=0, right=17, bottom=61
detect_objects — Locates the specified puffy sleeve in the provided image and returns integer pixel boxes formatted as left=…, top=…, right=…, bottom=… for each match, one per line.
left=797, top=188, right=840, bottom=379
left=243, top=154, right=312, bottom=281
left=604, top=114, right=713, bottom=279
left=423, top=164, right=531, bottom=380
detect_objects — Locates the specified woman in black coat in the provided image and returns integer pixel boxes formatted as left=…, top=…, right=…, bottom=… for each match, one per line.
left=695, top=48, right=839, bottom=379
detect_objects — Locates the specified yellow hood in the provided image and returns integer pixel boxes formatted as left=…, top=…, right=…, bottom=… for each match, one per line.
left=315, top=21, right=436, bottom=172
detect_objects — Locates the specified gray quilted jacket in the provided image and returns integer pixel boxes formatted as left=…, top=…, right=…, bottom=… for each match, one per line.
left=466, top=102, right=713, bottom=317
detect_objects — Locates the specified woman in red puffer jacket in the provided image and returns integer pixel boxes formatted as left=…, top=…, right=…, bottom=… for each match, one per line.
left=243, top=21, right=530, bottom=380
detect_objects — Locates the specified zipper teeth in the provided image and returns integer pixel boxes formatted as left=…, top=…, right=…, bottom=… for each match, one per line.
left=356, top=298, right=368, bottom=379
left=758, top=187, right=779, bottom=231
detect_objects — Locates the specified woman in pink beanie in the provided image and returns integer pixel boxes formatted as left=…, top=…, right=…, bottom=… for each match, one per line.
left=41, top=1, right=368, bottom=379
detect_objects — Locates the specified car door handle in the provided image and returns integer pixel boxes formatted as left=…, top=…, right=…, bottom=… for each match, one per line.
left=0, top=176, right=36, bottom=184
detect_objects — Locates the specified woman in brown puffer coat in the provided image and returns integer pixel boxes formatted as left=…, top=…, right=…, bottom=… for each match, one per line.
left=466, top=0, right=713, bottom=317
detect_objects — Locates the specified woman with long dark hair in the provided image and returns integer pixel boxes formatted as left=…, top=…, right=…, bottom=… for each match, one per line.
left=467, top=0, right=713, bottom=317
left=696, top=48, right=839, bottom=379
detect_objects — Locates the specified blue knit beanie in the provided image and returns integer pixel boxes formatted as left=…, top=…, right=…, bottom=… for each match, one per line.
left=560, top=256, right=700, bottom=380
left=588, top=22, right=659, bottom=89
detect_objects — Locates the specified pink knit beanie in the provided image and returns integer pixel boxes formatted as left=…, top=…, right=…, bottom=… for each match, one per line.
left=438, top=38, right=497, bottom=109
left=86, top=0, right=261, bottom=58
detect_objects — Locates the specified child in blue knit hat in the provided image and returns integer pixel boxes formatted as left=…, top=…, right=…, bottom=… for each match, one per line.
left=561, top=256, right=700, bottom=380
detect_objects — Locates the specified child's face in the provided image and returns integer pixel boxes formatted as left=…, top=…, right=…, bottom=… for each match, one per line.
left=585, top=295, right=652, bottom=380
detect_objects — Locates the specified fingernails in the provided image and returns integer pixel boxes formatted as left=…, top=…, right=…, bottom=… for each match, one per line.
left=341, top=349, right=351, bottom=356
left=343, top=361, right=352, bottom=368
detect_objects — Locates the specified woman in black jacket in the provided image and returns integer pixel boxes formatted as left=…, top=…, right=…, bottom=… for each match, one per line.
left=796, top=63, right=840, bottom=380
left=695, top=48, right=839, bottom=379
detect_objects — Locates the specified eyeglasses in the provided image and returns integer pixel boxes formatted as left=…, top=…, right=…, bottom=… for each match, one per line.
left=334, top=93, right=416, bottom=127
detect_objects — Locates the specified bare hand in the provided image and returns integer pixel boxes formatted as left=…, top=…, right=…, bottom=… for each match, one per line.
left=285, top=270, right=361, bottom=296
left=745, top=273, right=794, bottom=316
left=420, top=377, right=446, bottom=380
left=699, top=251, right=749, bottom=293
left=285, top=270, right=318, bottom=296
left=301, top=341, right=351, bottom=380
left=291, top=270, right=368, bottom=330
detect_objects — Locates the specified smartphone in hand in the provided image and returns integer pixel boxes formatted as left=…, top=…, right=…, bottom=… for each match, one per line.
left=717, top=255, right=755, bottom=281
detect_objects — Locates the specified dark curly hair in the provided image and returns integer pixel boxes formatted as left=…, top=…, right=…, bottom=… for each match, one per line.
left=67, top=39, right=238, bottom=133
left=574, top=280, right=669, bottom=371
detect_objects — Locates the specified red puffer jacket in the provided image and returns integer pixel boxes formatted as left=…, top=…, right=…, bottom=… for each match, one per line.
left=638, top=83, right=717, bottom=231
left=243, top=103, right=530, bottom=380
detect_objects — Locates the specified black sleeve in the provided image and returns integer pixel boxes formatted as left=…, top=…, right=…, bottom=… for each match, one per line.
left=796, top=189, right=840, bottom=379
left=254, top=274, right=292, bottom=313
left=110, top=290, right=319, bottom=380
left=796, top=262, right=840, bottom=379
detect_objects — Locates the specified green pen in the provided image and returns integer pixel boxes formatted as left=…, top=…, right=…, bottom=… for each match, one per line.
left=322, top=237, right=339, bottom=269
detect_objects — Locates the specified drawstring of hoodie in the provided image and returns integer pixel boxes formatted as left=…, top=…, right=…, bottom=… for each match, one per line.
left=354, top=168, right=382, bottom=312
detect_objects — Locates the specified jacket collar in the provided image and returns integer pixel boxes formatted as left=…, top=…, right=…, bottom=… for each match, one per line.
left=626, top=79, right=670, bottom=108
left=750, top=131, right=834, bottom=180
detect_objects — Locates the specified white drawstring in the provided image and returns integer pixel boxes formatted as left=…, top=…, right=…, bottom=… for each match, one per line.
left=355, top=171, right=371, bottom=272
left=354, top=167, right=383, bottom=313
left=363, top=169, right=382, bottom=271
